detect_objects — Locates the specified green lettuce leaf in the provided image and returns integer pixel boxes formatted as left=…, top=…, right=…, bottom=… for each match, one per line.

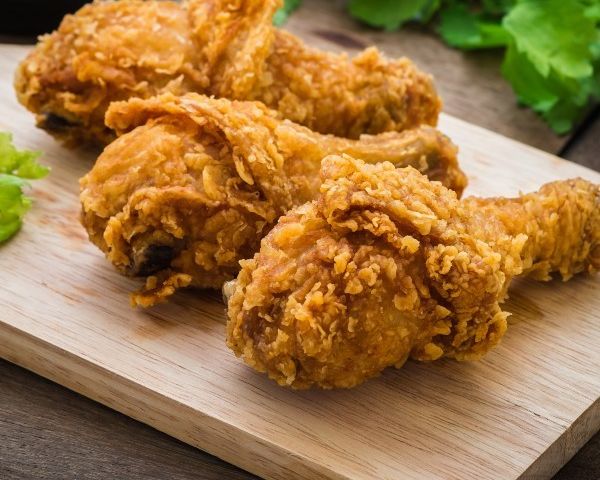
left=481, top=0, right=516, bottom=16
left=0, top=174, right=32, bottom=242
left=0, top=132, right=48, bottom=179
left=0, top=133, right=49, bottom=243
left=502, top=41, right=597, bottom=133
left=439, top=4, right=509, bottom=49
left=503, top=0, right=596, bottom=79
left=348, top=0, right=440, bottom=30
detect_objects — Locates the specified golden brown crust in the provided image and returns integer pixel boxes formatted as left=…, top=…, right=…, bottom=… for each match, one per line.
left=15, top=0, right=207, bottom=146
left=226, top=155, right=599, bottom=389
left=79, top=93, right=462, bottom=307
left=15, top=0, right=441, bottom=145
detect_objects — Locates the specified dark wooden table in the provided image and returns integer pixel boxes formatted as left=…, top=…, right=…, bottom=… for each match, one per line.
left=1, top=1, right=599, bottom=478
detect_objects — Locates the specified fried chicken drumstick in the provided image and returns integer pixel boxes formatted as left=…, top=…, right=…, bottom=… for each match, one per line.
left=80, top=93, right=464, bottom=307
left=15, top=0, right=440, bottom=146
left=226, top=155, right=599, bottom=389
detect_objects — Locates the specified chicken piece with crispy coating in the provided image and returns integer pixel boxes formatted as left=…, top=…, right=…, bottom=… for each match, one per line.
left=15, top=0, right=441, bottom=146
left=226, top=155, right=600, bottom=389
left=80, top=93, right=464, bottom=307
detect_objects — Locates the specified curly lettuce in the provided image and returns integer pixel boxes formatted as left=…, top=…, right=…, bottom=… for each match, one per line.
left=0, top=132, right=49, bottom=242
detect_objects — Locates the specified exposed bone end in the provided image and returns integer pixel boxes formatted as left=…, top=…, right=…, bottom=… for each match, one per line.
left=222, top=280, right=238, bottom=306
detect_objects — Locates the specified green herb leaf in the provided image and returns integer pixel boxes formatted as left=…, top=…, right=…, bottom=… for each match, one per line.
left=273, top=0, right=302, bottom=26
left=0, top=133, right=49, bottom=243
left=481, top=0, right=516, bottom=16
left=503, top=0, right=596, bottom=79
left=0, top=174, right=32, bottom=242
left=418, top=0, right=442, bottom=23
left=0, top=132, right=49, bottom=179
left=502, top=42, right=596, bottom=134
left=439, top=4, right=509, bottom=49
left=585, top=2, right=600, bottom=21
left=348, top=0, right=440, bottom=31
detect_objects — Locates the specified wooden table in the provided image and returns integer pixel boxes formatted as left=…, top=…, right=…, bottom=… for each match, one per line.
left=1, top=1, right=599, bottom=478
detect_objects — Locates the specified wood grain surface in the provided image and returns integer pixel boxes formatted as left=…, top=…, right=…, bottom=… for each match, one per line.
left=0, top=42, right=599, bottom=480
left=2, top=360, right=595, bottom=480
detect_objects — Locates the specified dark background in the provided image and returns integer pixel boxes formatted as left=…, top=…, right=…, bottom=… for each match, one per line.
left=1, top=1, right=88, bottom=35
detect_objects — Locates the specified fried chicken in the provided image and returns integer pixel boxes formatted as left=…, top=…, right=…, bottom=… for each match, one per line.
left=15, top=0, right=441, bottom=146
left=79, top=93, right=464, bottom=307
left=226, top=155, right=600, bottom=389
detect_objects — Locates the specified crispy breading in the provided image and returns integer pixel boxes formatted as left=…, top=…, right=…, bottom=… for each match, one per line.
left=79, top=93, right=464, bottom=307
left=15, top=0, right=441, bottom=145
left=226, top=155, right=600, bottom=389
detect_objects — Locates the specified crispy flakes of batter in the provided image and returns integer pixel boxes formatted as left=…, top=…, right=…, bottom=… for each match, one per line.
left=131, top=272, right=193, bottom=308
left=80, top=93, right=463, bottom=306
left=226, top=155, right=599, bottom=389
left=15, top=0, right=441, bottom=146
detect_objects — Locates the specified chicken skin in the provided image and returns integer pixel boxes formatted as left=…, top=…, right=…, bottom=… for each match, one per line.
left=80, top=93, right=464, bottom=307
left=226, top=155, right=599, bottom=389
left=15, top=0, right=440, bottom=146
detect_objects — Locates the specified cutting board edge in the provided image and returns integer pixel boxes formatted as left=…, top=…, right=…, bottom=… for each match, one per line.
left=0, top=320, right=354, bottom=480
left=519, top=398, right=600, bottom=480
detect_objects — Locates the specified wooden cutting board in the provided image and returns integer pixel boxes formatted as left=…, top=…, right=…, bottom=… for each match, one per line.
left=1, top=44, right=599, bottom=480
